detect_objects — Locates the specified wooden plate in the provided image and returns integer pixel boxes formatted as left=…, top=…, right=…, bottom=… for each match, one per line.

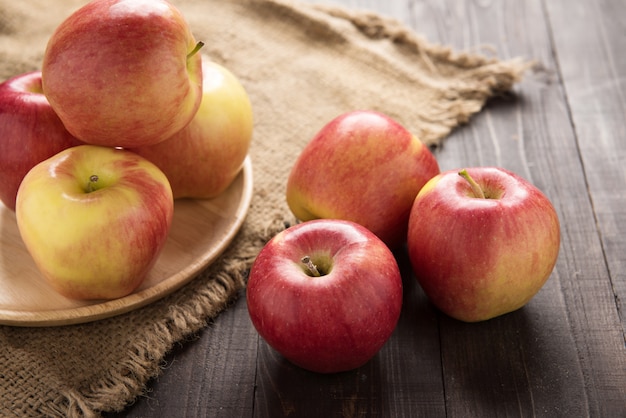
left=0, top=157, right=253, bottom=327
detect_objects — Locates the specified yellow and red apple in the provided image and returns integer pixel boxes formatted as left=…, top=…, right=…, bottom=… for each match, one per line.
left=15, top=145, right=174, bottom=300
left=131, top=55, right=253, bottom=199
left=41, top=0, right=203, bottom=148
left=286, top=110, right=440, bottom=249
left=407, top=167, right=561, bottom=322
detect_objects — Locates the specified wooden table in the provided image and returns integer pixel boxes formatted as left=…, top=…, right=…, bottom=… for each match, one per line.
left=108, top=0, right=626, bottom=416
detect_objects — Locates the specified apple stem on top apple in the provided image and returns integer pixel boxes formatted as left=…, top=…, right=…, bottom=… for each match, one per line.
left=187, top=41, right=205, bottom=59
left=86, top=175, right=99, bottom=193
left=458, top=169, right=486, bottom=199
left=301, top=256, right=322, bottom=277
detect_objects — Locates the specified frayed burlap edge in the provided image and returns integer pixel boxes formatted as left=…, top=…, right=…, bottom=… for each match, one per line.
left=294, top=0, right=537, bottom=147
left=307, top=1, right=535, bottom=146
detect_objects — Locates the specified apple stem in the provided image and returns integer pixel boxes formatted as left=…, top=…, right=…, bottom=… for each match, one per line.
left=458, top=169, right=486, bottom=199
left=86, top=175, right=99, bottom=193
left=187, top=41, right=205, bottom=59
left=301, top=256, right=321, bottom=277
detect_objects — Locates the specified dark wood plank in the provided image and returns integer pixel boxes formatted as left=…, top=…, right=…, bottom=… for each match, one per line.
left=542, top=0, right=626, bottom=414
left=545, top=0, right=626, bottom=338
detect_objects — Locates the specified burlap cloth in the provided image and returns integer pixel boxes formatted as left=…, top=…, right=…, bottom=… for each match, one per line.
left=0, top=0, right=530, bottom=416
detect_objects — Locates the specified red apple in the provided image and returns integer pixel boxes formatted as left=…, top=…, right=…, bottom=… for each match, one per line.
left=130, top=55, right=253, bottom=199
left=15, top=145, right=174, bottom=300
left=0, top=71, right=83, bottom=211
left=246, top=219, right=403, bottom=373
left=41, top=0, right=203, bottom=148
left=407, top=167, right=561, bottom=322
left=286, top=110, right=440, bottom=249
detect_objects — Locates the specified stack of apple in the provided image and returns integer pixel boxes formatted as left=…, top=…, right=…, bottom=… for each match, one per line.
left=0, top=0, right=253, bottom=300
left=247, top=110, right=560, bottom=373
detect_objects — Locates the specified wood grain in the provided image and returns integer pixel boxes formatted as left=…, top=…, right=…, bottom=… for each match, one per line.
left=0, top=158, right=253, bottom=326
left=544, top=0, right=626, bottom=414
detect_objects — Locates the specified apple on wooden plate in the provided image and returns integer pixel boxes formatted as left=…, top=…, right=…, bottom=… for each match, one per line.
left=41, top=0, right=204, bottom=148
left=15, top=145, right=174, bottom=300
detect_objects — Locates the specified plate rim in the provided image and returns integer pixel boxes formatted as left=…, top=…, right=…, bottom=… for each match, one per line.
left=0, top=156, right=254, bottom=327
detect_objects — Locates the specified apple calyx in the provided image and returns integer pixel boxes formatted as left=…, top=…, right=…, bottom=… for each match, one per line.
left=86, top=174, right=100, bottom=193
left=458, top=169, right=486, bottom=199
left=187, top=41, right=205, bottom=59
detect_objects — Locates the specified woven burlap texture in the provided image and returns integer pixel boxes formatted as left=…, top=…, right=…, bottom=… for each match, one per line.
left=0, top=0, right=530, bottom=416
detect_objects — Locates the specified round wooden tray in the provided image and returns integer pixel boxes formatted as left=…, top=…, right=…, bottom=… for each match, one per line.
left=0, top=157, right=253, bottom=327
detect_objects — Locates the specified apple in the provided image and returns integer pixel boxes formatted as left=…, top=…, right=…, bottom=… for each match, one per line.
left=246, top=219, right=403, bottom=374
left=0, top=71, right=83, bottom=211
left=15, top=145, right=174, bottom=300
left=41, top=0, right=204, bottom=148
left=406, top=167, right=561, bottom=322
left=130, top=55, right=253, bottom=199
left=286, top=110, right=440, bottom=249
